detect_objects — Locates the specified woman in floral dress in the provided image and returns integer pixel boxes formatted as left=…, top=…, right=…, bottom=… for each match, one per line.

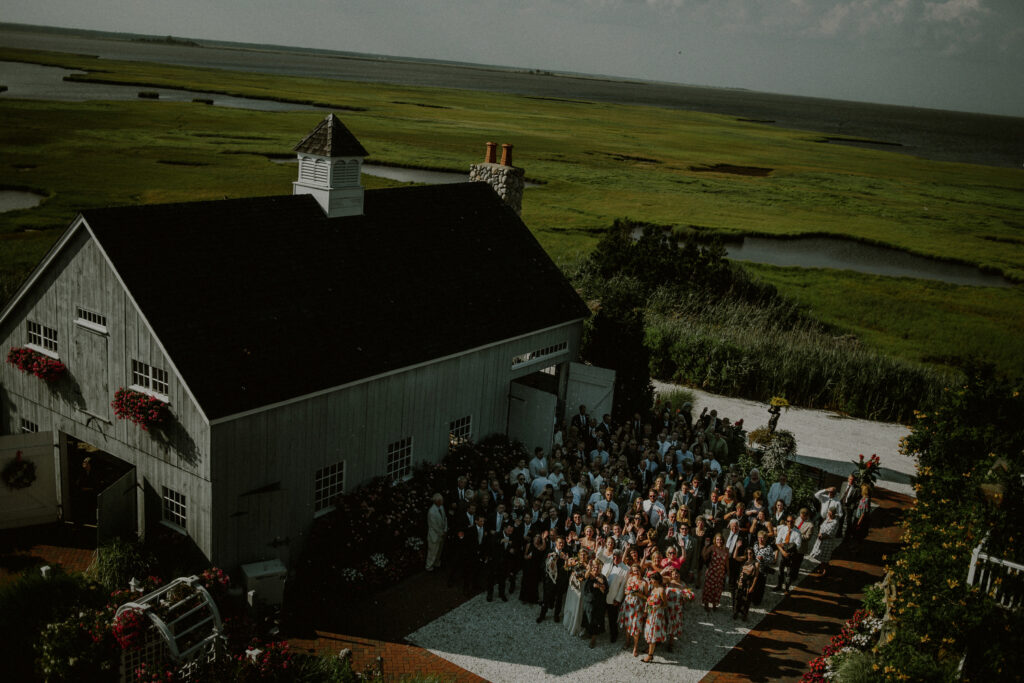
left=663, top=568, right=690, bottom=653
left=701, top=533, right=729, bottom=612
left=642, top=573, right=668, bottom=662
left=751, top=530, right=776, bottom=606
left=619, top=564, right=647, bottom=656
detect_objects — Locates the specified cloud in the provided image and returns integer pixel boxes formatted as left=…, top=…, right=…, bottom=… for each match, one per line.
left=923, top=0, right=988, bottom=24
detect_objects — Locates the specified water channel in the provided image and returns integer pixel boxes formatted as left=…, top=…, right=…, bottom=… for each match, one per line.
left=0, top=190, right=45, bottom=212
left=0, top=61, right=324, bottom=112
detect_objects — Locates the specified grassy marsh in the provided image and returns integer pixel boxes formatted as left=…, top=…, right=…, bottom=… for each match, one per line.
left=1, top=46, right=1021, bottom=385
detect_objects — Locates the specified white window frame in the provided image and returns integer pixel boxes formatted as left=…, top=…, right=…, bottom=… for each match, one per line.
left=26, top=320, right=59, bottom=358
left=130, top=359, right=170, bottom=401
left=449, top=416, right=472, bottom=445
left=314, top=460, right=346, bottom=516
left=386, top=437, right=413, bottom=482
left=511, top=340, right=568, bottom=370
left=74, top=306, right=108, bottom=334
left=161, top=486, right=187, bottom=532
left=20, top=418, right=39, bottom=433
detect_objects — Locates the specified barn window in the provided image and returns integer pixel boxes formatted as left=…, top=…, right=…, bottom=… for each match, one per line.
left=449, top=416, right=472, bottom=445
left=20, top=418, right=39, bottom=433
left=27, top=320, right=59, bottom=356
left=74, top=306, right=108, bottom=333
left=386, top=437, right=413, bottom=481
left=132, top=359, right=170, bottom=398
left=314, top=460, right=345, bottom=515
left=162, top=486, right=187, bottom=530
left=510, top=340, right=568, bottom=369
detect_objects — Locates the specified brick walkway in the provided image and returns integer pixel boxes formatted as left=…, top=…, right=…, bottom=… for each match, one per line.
left=0, top=522, right=95, bottom=584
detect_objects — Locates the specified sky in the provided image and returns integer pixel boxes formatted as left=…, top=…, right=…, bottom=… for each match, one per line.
left=5, top=0, right=1023, bottom=117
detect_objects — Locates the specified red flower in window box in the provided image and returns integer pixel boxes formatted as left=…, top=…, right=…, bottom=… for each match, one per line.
left=112, top=387, right=169, bottom=430
left=6, top=346, right=67, bottom=382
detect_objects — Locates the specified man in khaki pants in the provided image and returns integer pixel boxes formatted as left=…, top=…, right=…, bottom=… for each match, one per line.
left=426, top=493, right=447, bottom=571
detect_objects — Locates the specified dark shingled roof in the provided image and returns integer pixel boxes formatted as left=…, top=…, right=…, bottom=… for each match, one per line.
left=83, top=184, right=588, bottom=419
left=293, top=114, right=368, bottom=157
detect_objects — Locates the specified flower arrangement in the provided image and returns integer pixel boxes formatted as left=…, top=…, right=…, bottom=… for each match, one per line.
left=6, top=346, right=66, bottom=382
left=340, top=568, right=363, bottom=582
left=404, top=537, right=424, bottom=551
left=112, top=608, right=147, bottom=650
left=802, top=608, right=877, bottom=682
left=198, top=567, right=230, bottom=596
left=112, top=387, right=169, bottom=431
left=2, top=450, right=37, bottom=490
left=769, top=396, right=791, bottom=409
left=369, top=553, right=389, bottom=569
left=853, top=454, right=881, bottom=488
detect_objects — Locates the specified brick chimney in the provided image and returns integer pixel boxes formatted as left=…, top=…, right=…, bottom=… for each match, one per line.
left=469, top=142, right=525, bottom=215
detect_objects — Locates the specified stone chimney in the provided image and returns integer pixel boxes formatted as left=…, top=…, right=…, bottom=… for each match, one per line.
left=469, top=142, right=525, bottom=215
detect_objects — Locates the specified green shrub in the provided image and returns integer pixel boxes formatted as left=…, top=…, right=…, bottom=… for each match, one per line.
left=87, top=537, right=155, bottom=593
left=35, top=611, right=118, bottom=682
left=862, top=582, right=885, bottom=617
left=834, top=649, right=878, bottom=683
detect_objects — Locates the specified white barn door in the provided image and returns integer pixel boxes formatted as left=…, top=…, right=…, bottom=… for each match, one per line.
left=508, top=380, right=557, bottom=454
left=565, top=362, right=616, bottom=425
left=0, top=431, right=58, bottom=529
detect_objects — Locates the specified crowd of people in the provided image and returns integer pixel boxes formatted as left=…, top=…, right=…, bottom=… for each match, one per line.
left=424, top=400, right=872, bottom=661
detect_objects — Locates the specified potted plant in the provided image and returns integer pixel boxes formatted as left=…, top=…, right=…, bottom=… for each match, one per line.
left=112, top=387, right=169, bottom=431
left=6, top=346, right=67, bottom=382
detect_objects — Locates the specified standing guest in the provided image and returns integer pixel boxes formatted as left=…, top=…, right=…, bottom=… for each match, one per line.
left=794, top=507, right=815, bottom=579
left=487, top=522, right=518, bottom=602
left=693, top=516, right=711, bottom=587
left=701, top=533, right=729, bottom=612
left=597, top=536, right=616, bottom=565
left=602, top=549, right=629, bottom=644
left=529, top=448, right=548, bottom=480
left=743, top=468, right=766, bottom=503
left=580, top=525, right=599, bottom=554
left=774, top=514, right=802, bottom=592
left=770, top=498, right=788, bottom=529
left=594, top=486, right=620, bottom=523
left=767, top=473, right=793, bottom=510
left=811, top=507, right=841, bottom=575
left=815, top=486, right=844, bottom=521
left=426, top=494, right=447, bottom=572
left=725, top=518, right=747, bottom=590
left=641, top=573, right=669, bottom=662
left=509, top=459, right=529, bottom=489
left=468, top=514, right=490, bottom=592
left=563, top=549, right=589, bottom=636
left=452, top=476, right=472, bottom=508
left=643, top=487, right=667, bottom=527
left=520, top=534, right=546, bottom=604
left=677, top=523, right=697, bottom=584
left=732, top=547, right=759, bottom=621
left=850, top=485, right=872, bottom=550
left=620, top=564, right=648, bottom=656
left=751, top=531, right=775, bottom=606
left=747, top=490, right=767, bottom=521
left=572, top=404, right=590, bottom=435
left=839, top=473, right=862, bottom=539
left=582, top=559, right=609, bottom=648
left=537, top=536, right=571, bottom=623
left=663, top=568, right=688, bottom=653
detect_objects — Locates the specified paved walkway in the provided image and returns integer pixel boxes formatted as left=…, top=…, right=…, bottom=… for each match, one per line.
left=0, top=522, right=95, bottom=585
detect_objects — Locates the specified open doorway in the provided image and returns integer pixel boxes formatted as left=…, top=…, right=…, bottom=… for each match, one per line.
left=64, top=434, right=137, bottom=543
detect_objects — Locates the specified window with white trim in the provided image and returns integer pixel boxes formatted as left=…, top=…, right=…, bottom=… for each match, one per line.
left=162, top=486, right=187, bottom=530
left=386, top=437, right=413, bottom=481
left=511, top=341, right=568, bottom=369
left=74, top=306, right=108, bottom=332
left=449, top=416, right=472, bottom=445
left=131, top=359, right=169, bottom=397
left=27, top=320, right=58, bottom=354
left=314, top=461, right=345, bottom=513
left=20, top=418, right=39, bottom=433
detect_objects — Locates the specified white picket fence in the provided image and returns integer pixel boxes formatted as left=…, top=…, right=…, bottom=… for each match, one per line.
left=966, top=532, right=1024, bottom=610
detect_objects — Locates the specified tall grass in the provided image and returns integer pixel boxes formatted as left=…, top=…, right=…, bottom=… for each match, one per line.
left=645, top=293, right=954, bottom=422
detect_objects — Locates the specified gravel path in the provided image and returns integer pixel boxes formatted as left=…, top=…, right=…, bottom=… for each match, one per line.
left=655, top=382, right=915, bottom=497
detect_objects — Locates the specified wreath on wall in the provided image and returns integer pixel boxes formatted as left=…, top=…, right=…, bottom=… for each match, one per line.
left=2, top=451, right=37, bottom=490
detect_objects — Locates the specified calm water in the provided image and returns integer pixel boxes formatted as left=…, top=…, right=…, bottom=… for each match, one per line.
left=0, top=190, right=44, bottom=212
left=726, top=236, right=1011, bottom=288
left=2, top=25, right=1022, bottom=168
left=0, top=60, right=324, bottom=111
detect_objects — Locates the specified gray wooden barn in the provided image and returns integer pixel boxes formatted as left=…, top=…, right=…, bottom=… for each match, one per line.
left=0, top=115, right=613, bottom=570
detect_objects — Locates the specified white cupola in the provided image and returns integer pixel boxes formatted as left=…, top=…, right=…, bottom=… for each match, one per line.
left=292, top=113, right=369, bottom=218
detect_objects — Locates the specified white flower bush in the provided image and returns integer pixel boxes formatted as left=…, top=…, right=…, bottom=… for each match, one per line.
left=340, top=567, right=363, bottom=582
left=370, top=553, right=389, bottom=568
left=405, top=537, right=424, bottom=551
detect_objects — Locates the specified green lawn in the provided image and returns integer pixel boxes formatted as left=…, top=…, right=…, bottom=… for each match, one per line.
left=1, top=46, right=1022, bottom=380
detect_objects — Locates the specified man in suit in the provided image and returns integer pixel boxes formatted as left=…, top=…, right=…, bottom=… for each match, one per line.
left=487, top=522, right=519, bottom=601
left=466, top=514, right=490, bottom=592
left=537, top=536, right=571, bottom=623
left=572, top=405, right=590, bottom=435
left=774, top=514, right=802, bottom=592
left=426, top=493, right=447, bottom=572
left=838, top=472, right=861, bottom=538
left=670, top=481, right=697, bottom=519
left=724, top=518, right=747, bottom=590
left=677, top=523, right=697, bottom=583
left=703, top=489, right=726, bottom=534
left=451, top=476, right=472, bottom=511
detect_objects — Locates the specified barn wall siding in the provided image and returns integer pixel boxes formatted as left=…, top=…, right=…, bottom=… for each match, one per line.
left=0, top=230, right=213, bottom=555
left=209, top=320, right=582, bottom=569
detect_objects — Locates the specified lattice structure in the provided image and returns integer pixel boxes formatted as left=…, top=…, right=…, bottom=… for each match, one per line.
left=967, top=532, right=1024, bottom=610
left=115, top=576, right=223, bottom=682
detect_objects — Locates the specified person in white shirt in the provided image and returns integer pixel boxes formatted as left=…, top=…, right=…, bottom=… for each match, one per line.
left=773, top=513, right=802, bottom=591
left=528, top=448, right=548, bottom=480
left=509, top=459, right=529, bottom=488
left=590, top=441, right=610, bottom=467
left=707, top=456, right=722, bottom=476
left=601, top=549, right=629, bottom=643
left=593, top=487, right=620, bottom=523
left=548, top=463, right=566, bottom=496
left=767, top=474, right=794, bottom=510
left=530, top=470, right=551, bottom=499
left=814, top=487, right=843, bottom=520
left=571, top=477, right=589, bottom=506
left=642, top=488, right=667, bottom=527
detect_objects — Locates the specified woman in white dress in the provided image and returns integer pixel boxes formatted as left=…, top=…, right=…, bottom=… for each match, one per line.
left=562, top=549, right=590, bottom=636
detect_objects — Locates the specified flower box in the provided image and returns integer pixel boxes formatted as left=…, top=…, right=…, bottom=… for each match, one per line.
left=6, top=346, right=67, bottom=382
left=112, top=387, right=169, bottom=431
